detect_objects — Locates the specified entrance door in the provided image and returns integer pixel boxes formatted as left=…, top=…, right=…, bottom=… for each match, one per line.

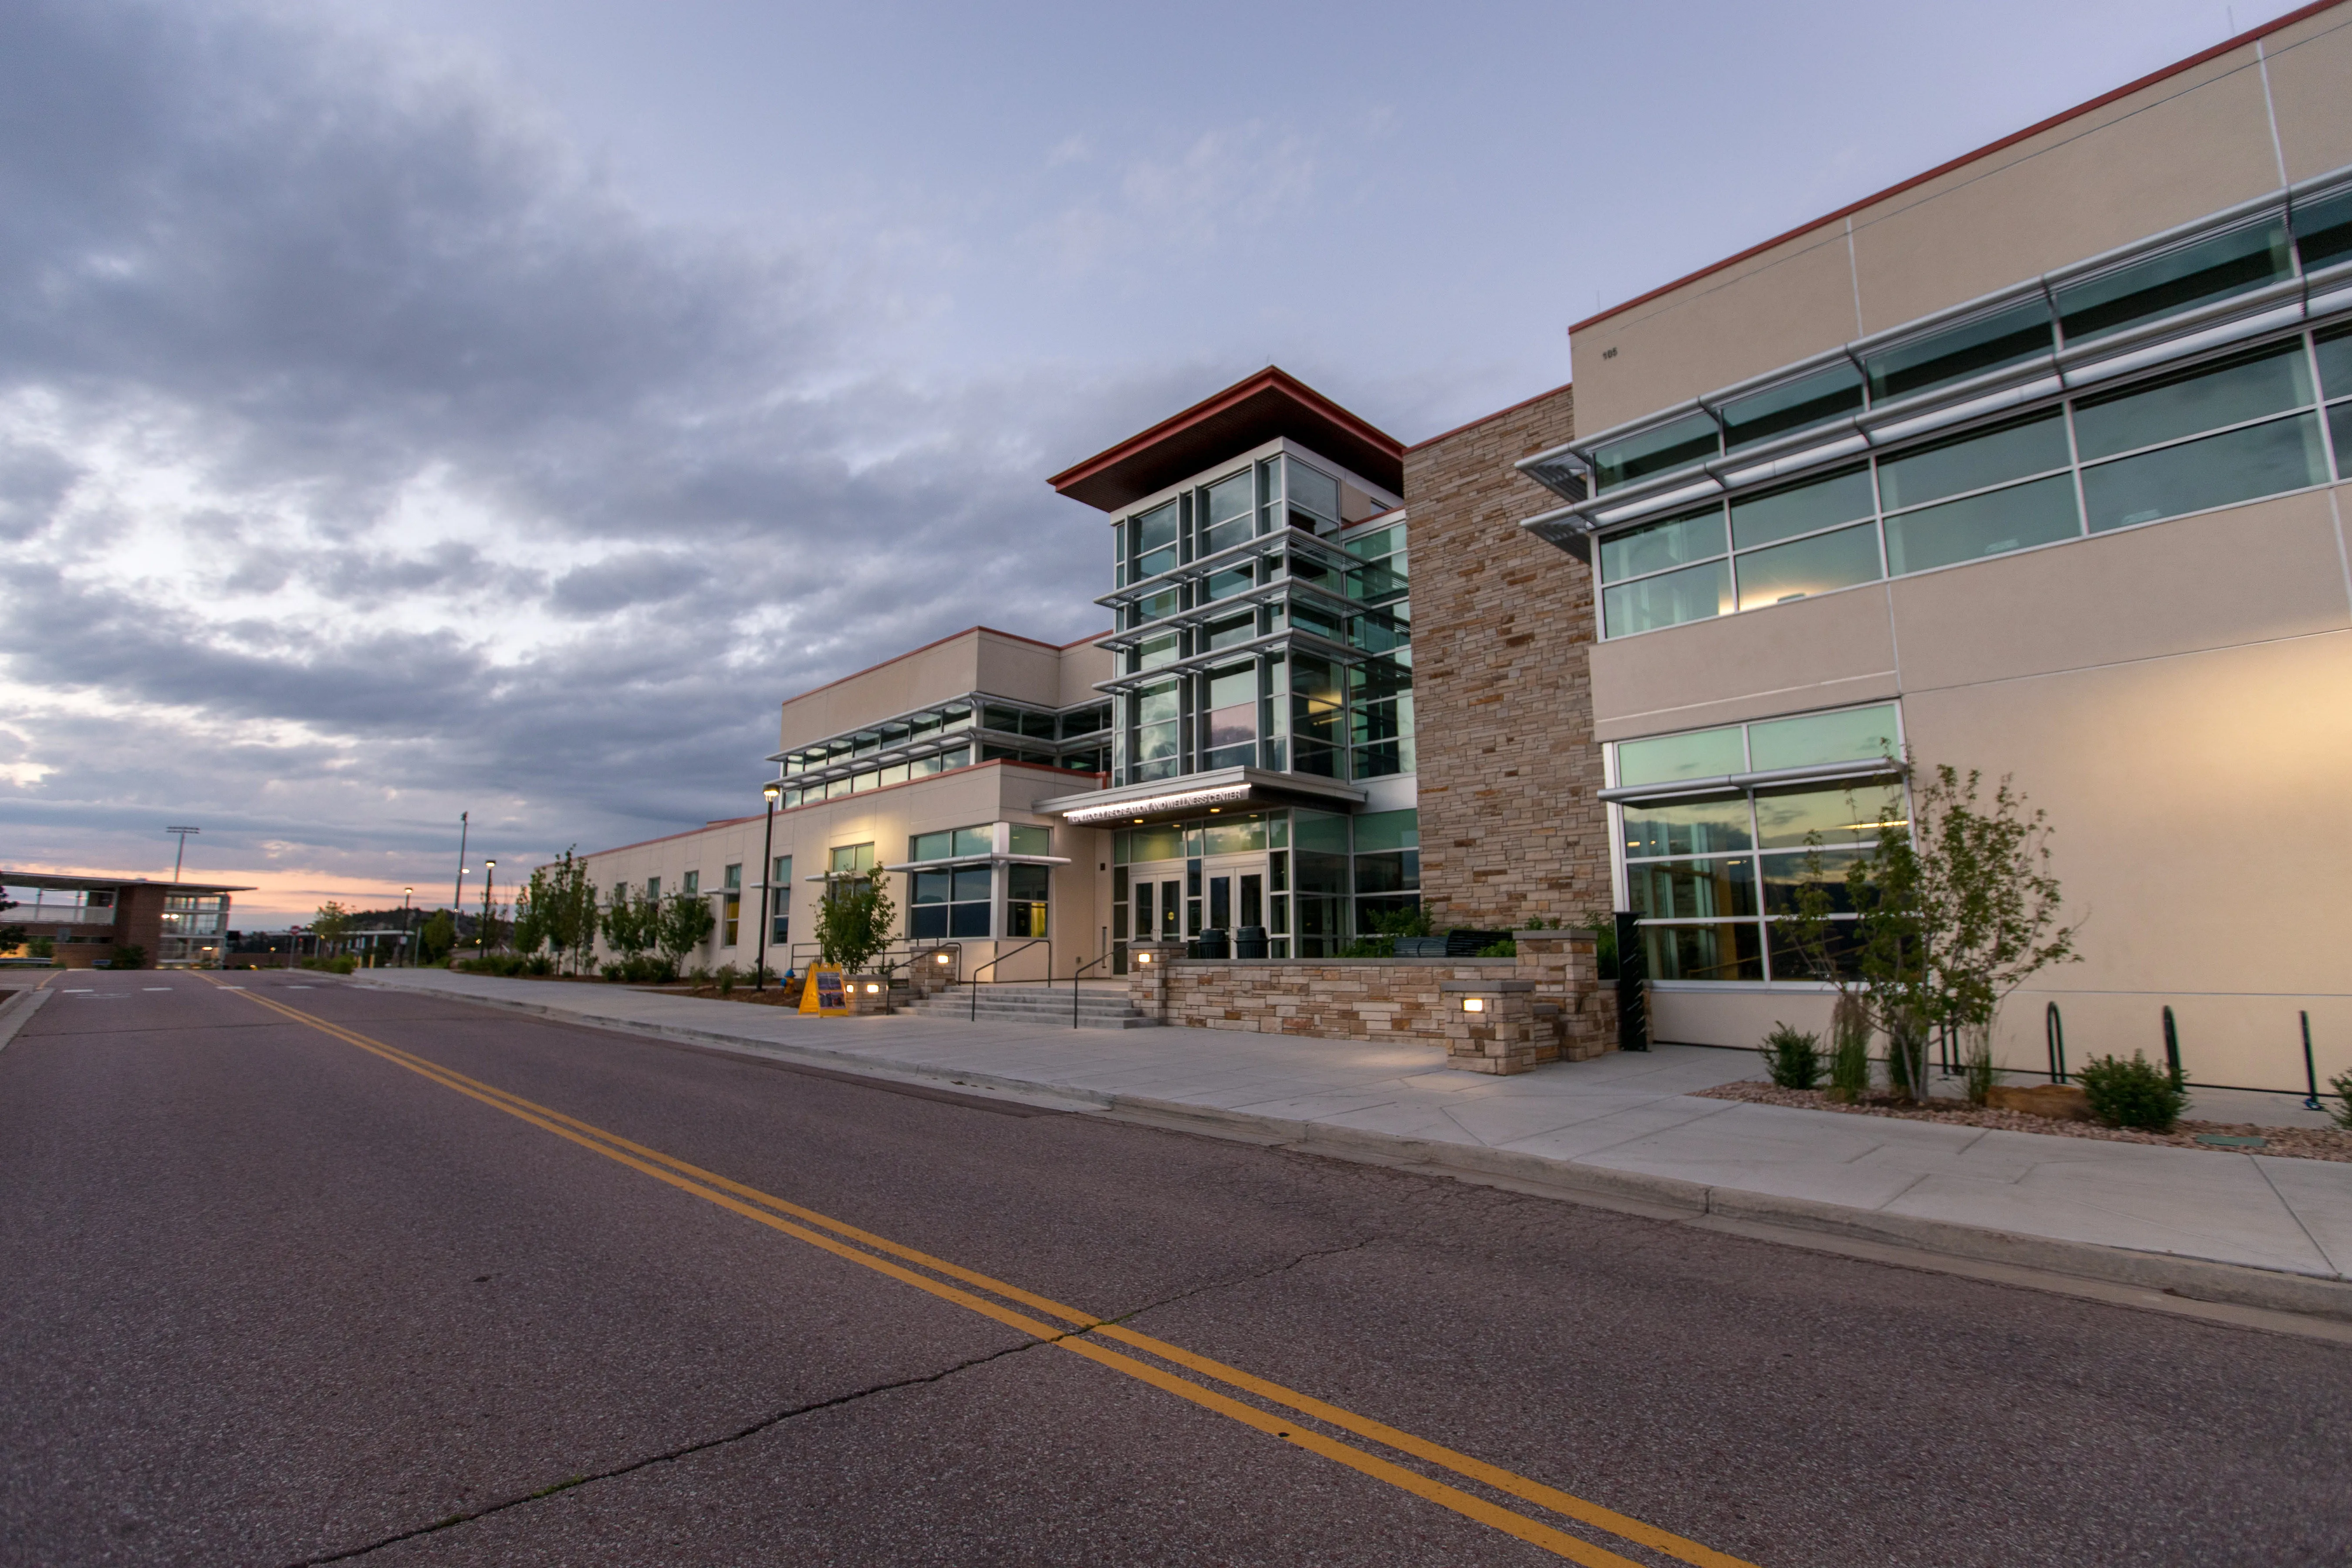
left=1159, top=879, right=1182, bottom=939
left=1207, top=875, right=1232, bottom=933
left=1239, top=873, right=1263, bottom=932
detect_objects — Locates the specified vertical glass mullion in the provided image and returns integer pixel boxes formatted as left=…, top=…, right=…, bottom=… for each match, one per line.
left=2061, top=382, right=2091, bottom=537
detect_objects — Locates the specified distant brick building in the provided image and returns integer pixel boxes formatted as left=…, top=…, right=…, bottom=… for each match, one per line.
left=4, top=872, right=248, bottom=968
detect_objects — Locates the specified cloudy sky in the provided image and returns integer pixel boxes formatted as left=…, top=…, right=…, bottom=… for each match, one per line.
left=1, top=0, right=2302, bottom=921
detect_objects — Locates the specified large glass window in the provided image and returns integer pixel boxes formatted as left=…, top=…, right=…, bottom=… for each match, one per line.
left=1005, top=864, right=1049, bottom=938
left=1720, top=363, right=1864, bottom=453
left=1594, top=329, right=2349, bottom=637
left=2296, top=185, right=2352, bottom=273
left=1290, top=654, right=1344, bottom=777
left=911, top=865, right=992, bottom=939
left=1201, top=662, right=1257, bottom=770
left=770, top=856, right=791, bottom=944
left=1864, top=300, right=2055, bottom=406
left=1614, top=706, right=1905, bottom=984
left=2055, top=218, right=2291, bottom=343
left=1592, top=411, right=1719, bottom=493
left=1131, top=500, right=1179, bottom=579
left=1201, top=470, right=1256, bottom=556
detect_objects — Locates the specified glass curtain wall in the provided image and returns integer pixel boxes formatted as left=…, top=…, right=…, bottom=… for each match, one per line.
left=1106, top=455, right=1409, bottom=787
left=1613, top=706, right=1906, bottom=983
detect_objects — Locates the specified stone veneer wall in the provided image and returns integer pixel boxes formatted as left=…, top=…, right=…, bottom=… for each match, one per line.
left=1402, top=384, right=1613, bottom=928
left=1127, top=933, right=1616, bottom=1066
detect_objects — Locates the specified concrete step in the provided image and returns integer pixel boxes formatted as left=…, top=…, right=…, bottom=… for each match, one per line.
left=905, top=986, right=1156, bottom=1028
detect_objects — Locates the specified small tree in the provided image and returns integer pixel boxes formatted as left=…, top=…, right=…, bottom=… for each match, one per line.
left=312, top=901, right=354, bottom=958
left=817, top=871, right=896, bottom=972
left=601, top=885, right=656, bottom=964
left=418, top=909, right=456, bottom=965
left=1781, top=758, right=2080, bottom=1102
left=656, top=889, right=716, bottom=973
left=512, top=872, right=551, bottom=956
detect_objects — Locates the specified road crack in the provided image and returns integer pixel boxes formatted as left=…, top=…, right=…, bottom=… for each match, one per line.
left=1096, top=1237, right=1377, bottom=1327
left=289, top=1333, right=1074, bottom=1565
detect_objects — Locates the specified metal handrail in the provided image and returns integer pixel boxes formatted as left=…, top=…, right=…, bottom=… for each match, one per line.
left=1071, top=952, right=1108, bottom=1029
left=969, top=938, right=1051, bottom=1021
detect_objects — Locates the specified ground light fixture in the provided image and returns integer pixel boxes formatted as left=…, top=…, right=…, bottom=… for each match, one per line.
left=1135, top=950, right=1154, bottom=966
left=1462, top=997, right=1486, bottom=1012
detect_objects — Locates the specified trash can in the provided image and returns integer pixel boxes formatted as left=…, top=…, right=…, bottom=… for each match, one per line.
left=1197, top=928, right=1230, bottom=960
left=1236, top=926, right=1269, bottom=959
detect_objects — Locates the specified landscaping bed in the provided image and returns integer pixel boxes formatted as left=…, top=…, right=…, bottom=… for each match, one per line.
left=1695, top=1080, right=2352, bottom=1163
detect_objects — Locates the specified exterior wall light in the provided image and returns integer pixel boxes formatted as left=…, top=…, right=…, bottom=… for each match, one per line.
left=865, top=982, right=881, bottom=994
left=1136, top=950, right=1154, bottom=966
left=1462, top=997, right=1486, bottom=1012
left=934, top=951, right=952, bottom=965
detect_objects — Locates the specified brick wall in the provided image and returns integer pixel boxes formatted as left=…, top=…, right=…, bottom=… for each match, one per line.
left=1404, top=385, right=1612, bottom=928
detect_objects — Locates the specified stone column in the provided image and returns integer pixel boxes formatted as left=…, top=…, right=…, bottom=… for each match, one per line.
left=1439, top=978, right=1548, bottom=1074
left=1126, top=940, right=1170, bottom=1025
left=1514, top=930, right=1612, bottom=1061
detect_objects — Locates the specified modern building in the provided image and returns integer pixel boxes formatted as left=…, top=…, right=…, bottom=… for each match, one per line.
left=577, top=4, right=2350, bottom=1091
left=581, top=374, right=1426, bottom=977
left=3, top=872, right=247, bottom=968
left=1484, top=2, right=2352, bottom=1087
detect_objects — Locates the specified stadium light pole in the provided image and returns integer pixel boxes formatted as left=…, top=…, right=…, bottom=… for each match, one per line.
left=166, top=826, right=199, bottom=882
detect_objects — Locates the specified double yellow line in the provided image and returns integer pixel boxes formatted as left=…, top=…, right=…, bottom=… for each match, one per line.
left=211, top=979, right=1758, bottom=1568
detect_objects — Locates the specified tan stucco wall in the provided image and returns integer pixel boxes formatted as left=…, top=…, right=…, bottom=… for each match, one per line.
left=777, top=629, right=1105, bottom=754
left=581, top=760, right=1107, bottom=979
left=1569, top=10, right=2352, bottom=433
left=1613, top=486, right=2352, bottom=1091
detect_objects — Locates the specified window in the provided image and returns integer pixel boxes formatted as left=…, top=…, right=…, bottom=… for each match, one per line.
left=1130, top=500, right=1179, bottom=580
left=770, top=857, right=791, bottom=944
left=2075, top=342, right=2325, bottom=531
left=1720, top=362, right=1864, bottom=453
left=1594, top=328, right=2347, bottom=637
left=722, top=864, right=742, bottom=946
left=1614, top=705, right=1903, bottom=984
left=1009, top=823, right=1051, bottom=857
left=910, top=825, right=992, bottom=862
left=1201, top=469, right=1256, bottom=556
left=1006, top=864, right=1049, bottom=938
left=1290, top=655, right=1344, bottom=777
left=1865, top=300, right=2054, bottom=405
left=912, top=864, right=991, bottom=939
left=682, top=870, right=699, bottom=897
left=646, top=875, right=660, bottom=901
left=2054, top=218, right=2291, bottom=344
left=1202, top=662, right=1257, bottom=770
left=1352, top=808, right=1419, bottom=931
left=1592, top=410, right=1718, bottom=493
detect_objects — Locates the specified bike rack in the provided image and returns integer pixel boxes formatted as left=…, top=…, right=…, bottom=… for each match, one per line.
left=2045, top=1000, right=2067, bottom=1084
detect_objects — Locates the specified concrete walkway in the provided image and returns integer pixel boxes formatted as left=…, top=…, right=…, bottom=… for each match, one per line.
left=354, top=969, right=2352, bottom=1313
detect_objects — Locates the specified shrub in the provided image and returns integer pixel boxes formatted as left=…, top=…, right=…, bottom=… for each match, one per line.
left=600, top=954, right=674, bottom=984
left=1473, top=938, right=1518, bottom=958
left=1758, top=1023, right=1821, bottom=1089
left=1959, top=1024, right=2001, bottom=1106
left=1827, top=994, right=1872, bottom=1103
left=716, top=963, right=738, bottom=996
left=2326, top=1068, right=2352, bottom=1132
left=110, top=944, right=147, bottom=970
left=28, top=936, right=53, bottom=959
left=1578, top=913, right=1618, bottom=981
left=2077, top=1051, right=2187, bottom=1131
left=301, top=955, right=357, bottom=975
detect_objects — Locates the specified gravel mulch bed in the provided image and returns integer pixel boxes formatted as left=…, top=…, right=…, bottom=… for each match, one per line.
left=1694, top=1080, right=2352, bottom=1163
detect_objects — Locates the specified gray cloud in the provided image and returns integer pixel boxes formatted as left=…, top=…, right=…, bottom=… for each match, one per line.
left=0, top=0, right=1160, bottom=913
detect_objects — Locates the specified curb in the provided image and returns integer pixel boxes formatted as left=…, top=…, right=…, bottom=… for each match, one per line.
left=359, top=976, right=2352, bottom=1325
left=0, top=986, right=53, bottom=1053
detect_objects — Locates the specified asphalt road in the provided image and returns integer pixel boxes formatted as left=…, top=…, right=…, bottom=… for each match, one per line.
left=2, top=974, right=2347, bottom=1568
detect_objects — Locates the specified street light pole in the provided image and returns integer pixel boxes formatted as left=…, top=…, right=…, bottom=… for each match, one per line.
left=452, top=811, right=469, bottom=916
left=755, top=781, right=781, bottom=990
left=402, top=886, right=413, bottom=967
left=480, top=858, right=496, bottom=953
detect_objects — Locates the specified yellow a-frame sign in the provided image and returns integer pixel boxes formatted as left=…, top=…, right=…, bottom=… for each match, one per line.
left=799, top=963, right=851, bottom=1014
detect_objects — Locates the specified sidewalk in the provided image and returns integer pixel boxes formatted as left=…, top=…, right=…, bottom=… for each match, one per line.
left=355, top=969, right=2352, bottom=1317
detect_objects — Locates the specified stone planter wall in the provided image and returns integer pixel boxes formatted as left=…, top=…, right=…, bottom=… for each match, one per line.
left=1127, top=930, right=1621, bottom=1073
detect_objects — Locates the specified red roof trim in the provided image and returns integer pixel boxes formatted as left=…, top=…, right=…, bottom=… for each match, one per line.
left=1048, top=366, right=1403, bottom=497
left=1570, top=0, right=2345, bottom=336
left=1405, top=380, right=1575, bottom=455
